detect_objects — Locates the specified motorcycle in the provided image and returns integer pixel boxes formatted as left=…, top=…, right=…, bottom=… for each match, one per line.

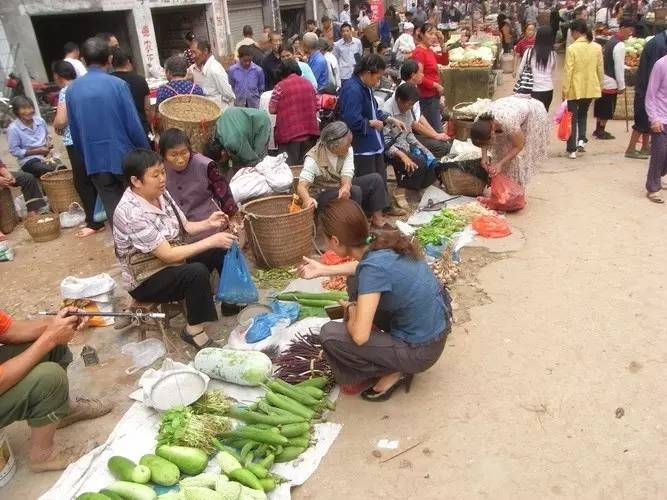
left=4, top=73, right=60, bottom=124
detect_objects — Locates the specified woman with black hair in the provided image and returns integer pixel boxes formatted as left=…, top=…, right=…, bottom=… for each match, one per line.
left=411, top=23, right=448, bottom=133
left=297, top=198, right=451, bottom=401
left=113, top=149, right=238, bottom=349
left=516, top=26, right=556, bottom=110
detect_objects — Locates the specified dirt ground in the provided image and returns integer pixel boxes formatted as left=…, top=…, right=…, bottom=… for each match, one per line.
left=1, top=54, right=666, bottom=499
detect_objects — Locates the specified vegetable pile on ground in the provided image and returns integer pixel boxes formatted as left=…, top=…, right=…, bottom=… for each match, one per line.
left=431, top=246, right=460, bottom=285
left=273, top=331, right=333, bottom=387
left=448, top=201, right=495, bottom=223
left=275, top=291, right=348, bottom=320
left=415, top=209, right=467, bottom=246
left=251, top=268, right=297, bottom=290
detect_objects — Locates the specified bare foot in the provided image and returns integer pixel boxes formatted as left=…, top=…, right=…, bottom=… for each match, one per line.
left=0, top=231, right=6, bottom=242
left=75, top=226, right=105, bottom=238
left=30, top=443, right=93, bottom=472
left=373, top=372, right=402, bottom=392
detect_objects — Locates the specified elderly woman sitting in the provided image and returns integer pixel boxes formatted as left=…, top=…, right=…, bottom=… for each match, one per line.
left=296, top=121, right=391, bottom=229
left=113, top=149, right=238, bottom=349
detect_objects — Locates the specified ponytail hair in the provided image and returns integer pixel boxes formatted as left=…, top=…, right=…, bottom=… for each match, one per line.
left=369, top=230, right=422, bottom=259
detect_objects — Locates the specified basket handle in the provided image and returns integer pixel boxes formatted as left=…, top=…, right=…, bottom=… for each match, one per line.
left=242, top=213, right=271, bottom=268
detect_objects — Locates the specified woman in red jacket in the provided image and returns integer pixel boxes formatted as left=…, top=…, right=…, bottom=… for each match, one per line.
left=411, top=23, right=448, bottom=133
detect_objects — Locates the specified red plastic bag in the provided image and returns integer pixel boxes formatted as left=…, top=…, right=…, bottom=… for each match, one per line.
left=557, top=110, right=572, bottom=141
left=478, top=174, right=526, bottom=212
left=472, top=215, right=512, bottom=238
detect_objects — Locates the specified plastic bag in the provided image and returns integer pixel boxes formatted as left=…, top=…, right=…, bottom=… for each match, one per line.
left=59, top=202, right=86, bottom=228
left=216, top=242, right=259, bottom=304
left=472, top=215, right=511, bottom=238
left=557, top=109, right=572, bottom=141
left=61, top=273, right=115, bottom=299
left=553, top=100, right=568, bottom=124
left=245, top=300, right=300, bottom=343
left=121, top=338, right=166, bottom=375
left=229, top=166, right=272, bottom=203
left=0, top=242, right=14, bottom=262
left=254, top=153, right=293, bottom=192
left=478, top=174, right=526, bottom=212
left=14, top=195, right=27, bottom=219
left=93, top=196, right=107, bottom=223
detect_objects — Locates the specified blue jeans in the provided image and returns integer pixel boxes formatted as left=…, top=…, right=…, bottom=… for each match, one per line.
left=419, top=95, right=443, bottom=133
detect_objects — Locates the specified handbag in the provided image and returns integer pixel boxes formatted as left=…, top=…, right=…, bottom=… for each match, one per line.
left=513, top=48, right=534, bottom=94
left=126, top=196, right=186, bottom=285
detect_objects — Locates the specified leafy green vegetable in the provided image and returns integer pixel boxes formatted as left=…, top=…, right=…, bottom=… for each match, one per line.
left=190, top=391, right=231, bottom=416
left=252, top=268, right=297, bottom=289
left=297, top=305, right=328, bottom=320
left=415, top=209, right=467, bottom=246
left=157, top=406, right=232, bottom=453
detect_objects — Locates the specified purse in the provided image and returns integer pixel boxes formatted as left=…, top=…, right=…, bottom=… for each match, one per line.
left=126, top=196, right=186, bottom=285
left=513, top=48, right=534, bottom=95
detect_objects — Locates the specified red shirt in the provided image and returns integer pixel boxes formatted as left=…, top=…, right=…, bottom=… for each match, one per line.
left=0, top=310, right=12, bottom=336
left=269, top=74, right=320, bottom=145
left=411, top=45, right=449, bottom=99
left=514, top=37, right=535, bottom=58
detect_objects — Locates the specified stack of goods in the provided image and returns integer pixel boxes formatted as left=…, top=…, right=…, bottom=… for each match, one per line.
left=624, top=36, right=648, bottom=68
left=415, top=209, right=467, bottom=246
left=276, top=291, right=348, bottom=320
left=448, top=46, right=494, bottom=67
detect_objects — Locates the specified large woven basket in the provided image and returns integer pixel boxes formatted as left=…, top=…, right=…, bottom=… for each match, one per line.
left=612, top=87, right=634, bottom=121
left=242, top=195, right=315, bottom=268
left=440, top=159, right=489, bottom=197
left=24, top=212, right=60, bottom=242
left=40, top=169, right=81, bottom=213
left=159, top=95, right=221, bottom=153
left=0, top=187, right=17, bottom=234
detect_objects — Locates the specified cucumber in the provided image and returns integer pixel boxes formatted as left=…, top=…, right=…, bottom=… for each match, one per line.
left=99, top=491, right=123, bottom=500
left=274, top=446, right=306, bottom=463
left=107, top=456, right=151, bottom=484
left=259, top=477, right=276, bottom=492
left=104, top=481, right=157, bottom=500
left=76, top=494, right=110, bottom=500
left=155, top=445, right=208, bottom=476
left=227, top=468, right=263, bottom=491
left=296, top=376, right=329, bottom=389
left=139, top=454, right=180, bottom=486
left=279, top=422, right=311, bottom=438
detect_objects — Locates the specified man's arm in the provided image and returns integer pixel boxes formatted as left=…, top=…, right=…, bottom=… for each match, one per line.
left=645, top=61, right=664, bottom=128
left=413, top=115, right=448, bottom=140
left=213, top=66, right=236, bottom=103
left=614, top=43, right=625, bottom=91
left=118, top=83, right=149, bottom=148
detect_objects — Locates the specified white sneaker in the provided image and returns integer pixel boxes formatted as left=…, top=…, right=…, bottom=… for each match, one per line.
left=569, top=152, right=577, bottom=159
left=577, top=140, right=586, bottom=152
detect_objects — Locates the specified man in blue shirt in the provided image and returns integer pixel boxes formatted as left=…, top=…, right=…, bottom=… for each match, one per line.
left=303, top=32, right=330, bottom=92
left=67, top=37, right=149, bottom=220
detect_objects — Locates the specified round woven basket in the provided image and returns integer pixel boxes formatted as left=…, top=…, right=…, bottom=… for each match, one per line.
left=440, top=159, right=488, bottom=197
left=40, top=170, right=81, bottom=213
left=24, top=212, right=60, bottom=242
left=242, top=195, right=315, bottom=268
left=0, top=187, right=17, bottom=234
left=158, top=95, right=221, bottom=153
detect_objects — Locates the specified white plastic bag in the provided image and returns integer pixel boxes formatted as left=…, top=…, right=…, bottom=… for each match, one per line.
left=14, top=195, right=27, bottom=219
left=229, top=166, right=272, bottom=204
left=59, top=202, right=86, bottom=228
left=121, top=338, right=167, bottom=375
left=254, top=153, right=294, bottom=192
left=61, top=273, right=116, bottom=299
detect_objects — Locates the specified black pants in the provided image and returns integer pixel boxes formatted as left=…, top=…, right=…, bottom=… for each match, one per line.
left=419, top=95, right=443, bottom=133
left=387, top=152, right=438, bottom=190
left=130, top=248, right=225, bottom=326
left=414, top=134, right=452, bottom=159
left=567, top=98, right=592, bottom=153
left=66, top=146, right=103, bottom=231
left=315, top=173, right=388, bottom=214
left=11, top=171, right=47, bottom=212
left=353, top=153, right=386, bottom=183
left=22, top=158, right=55, bottom=178
left=89, top=172, right=125, bottom=223
left=278, top=138, right=317, bottom=166
left=531, top=90, right=553, bottom=111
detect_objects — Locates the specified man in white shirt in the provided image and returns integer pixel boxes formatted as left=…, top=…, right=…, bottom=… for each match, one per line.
left=63, top=42, right=87, bottom=78
left=333, top=23, right=363, bottom=84
left=339, top=3, right=351, bottom=23
left=190, top=39, right=235, bottom=110
left=320, top=39, right=341, bottom=90
left=235, top=25, right=257, bottom=57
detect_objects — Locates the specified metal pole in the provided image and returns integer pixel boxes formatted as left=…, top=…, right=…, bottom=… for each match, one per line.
left=14, top=45, right=41, bottom=119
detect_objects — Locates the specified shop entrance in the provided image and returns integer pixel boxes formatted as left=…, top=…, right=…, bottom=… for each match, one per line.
left=280, top=8, right=306, bottom=38
left=151, top=5, right=209, bottom=66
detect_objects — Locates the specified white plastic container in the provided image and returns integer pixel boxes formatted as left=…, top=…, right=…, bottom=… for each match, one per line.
left=0, top=430, right=16, bottom=488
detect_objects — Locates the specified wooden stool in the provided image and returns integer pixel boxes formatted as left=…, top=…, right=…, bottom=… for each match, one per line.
left=132, top=302, right=186, bottom=355
left=0, top=187, right=17, bottom=235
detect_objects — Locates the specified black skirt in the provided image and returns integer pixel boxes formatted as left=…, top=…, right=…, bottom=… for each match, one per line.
left=594, top=92, right=618, bottom=120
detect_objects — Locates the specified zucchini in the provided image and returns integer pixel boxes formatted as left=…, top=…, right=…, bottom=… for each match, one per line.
left=216, top=450, right=242, bottom=474
left=298, top=385, right=325, bottom=399
left=257, top=453, right=274, bottom=469
left=227, top=406, right=305, bottom=425
left=274, top=446, right=306, bottom=463
left=264, top=391, right=315, bottom=420
left=76, top=494, right=110, bottom=500
left=155, top=445, right=208, bottom=476
left=104, top=481, right=157, bottom=500
left=245, top=462, right=269, bottom=479
left=279, top=422, right=311, bottom=438
left=266, top=379, right=321, bottom=407
left=258, top=477, right=276, bottom=492
left=296, top=376, right=329, bottom=389
left=286, top=436, right=310, bottom=448
left=107, top=456, right=151, bottom=484
left=256, top=401, right=302, bottom=419
left=220, top=427, right=288, bottom=446
left=139, top=454, right=180, bottom=486
left=99, top=490, right=124, bottom=500
left=227, top=468, right=263, bottom=491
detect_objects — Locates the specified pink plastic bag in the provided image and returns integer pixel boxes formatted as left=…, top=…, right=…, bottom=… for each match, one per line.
left=553, top=100, right=568, bottom=124
left=478, top=174, right=526, bottom=212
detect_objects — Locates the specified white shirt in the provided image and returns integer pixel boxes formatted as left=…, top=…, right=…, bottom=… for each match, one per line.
left=339, top=10, right=351, bottom=23
left=324, top=52, right=341, bottom=89
left=358, top=15, right=371, bottom=31
left=190, top=56, right=235, bottom=109
left=517, top=49, right=556, bottom=92
left=300, top=147, right=355, bottom=183
left=393, top=33, right=416, bottom=62
left=259, top=90, right=276, bottom=150
left=602, top=40, right=626, bottom=91
left=64, top=57, right=87, bottom=78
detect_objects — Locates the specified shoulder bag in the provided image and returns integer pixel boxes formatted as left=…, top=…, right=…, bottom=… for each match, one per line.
left=513, top=47, right=534, bottom=95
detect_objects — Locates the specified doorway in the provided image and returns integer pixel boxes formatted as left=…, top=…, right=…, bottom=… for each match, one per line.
left=151, top=5, right=209, bottom=66
left=280, top=8, right=306, bottom=38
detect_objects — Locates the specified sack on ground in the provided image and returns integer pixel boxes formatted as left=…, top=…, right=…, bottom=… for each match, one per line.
left=59, top=202, right=86, bottom=228
left=216, top=242, right=259, bottom=304
left=254, top=153, right=294, bottom=192
left=229, top=166, right=272, bottom=204
left=478, top=174, right=526, bottom=212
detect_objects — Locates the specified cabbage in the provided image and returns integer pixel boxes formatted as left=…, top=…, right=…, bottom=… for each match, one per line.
left=449, top=47, right=465, bottom=62
left=625, top=47, right=637, bottom=55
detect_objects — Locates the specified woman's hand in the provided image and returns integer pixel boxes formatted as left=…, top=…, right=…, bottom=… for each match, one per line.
left=302, top=196, right=318, bottom=209
left=434, top=83, right=444, bottom=95
left=387, top=116, right=407, bottom=131
left=401, top=153, right=418, bottom=172
left=369, top=119, right=384, bottom=130
left=298, top=256, right=326, bottom=279
left=210, top=231, right=237, bottom=249
left=207, top=211, right=229, bottom=230
left=485, top=162, right=501, bottom=177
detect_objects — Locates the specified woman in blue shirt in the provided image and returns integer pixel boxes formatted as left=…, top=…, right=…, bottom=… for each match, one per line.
left=298, top=199, right=451, bottom=401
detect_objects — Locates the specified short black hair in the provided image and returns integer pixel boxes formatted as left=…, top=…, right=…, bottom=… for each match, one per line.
left=400, top=59, right=420, bottom=81
left=395, top=82, right=420, bottom=103
left=111, top=47, right=130, bottom=68
left=619, top=18, right=635, bottom=29
left=277, top=59, right=302, bottom=81
left=96, top=32, right=116, bottom=43
left=340, top=22, right=352, bottom=31
left=306, top=19, right=317, bottom=26
left=574, top=5, right=587, bottom=16
left=185, top=31, right=196, bottom=42
left=321, top=15, right=331, bottom=23
left=11, top=95, right=33, bottom=115
left=81, top=37, right=110, bottom=66
left=238, top=45, right=253, bottom=59
left=159, top=128, right=191, bottom=157
left=354, top=53, right=386, bottom=76
left=195, top=38, right=212, bottom=52
left=63, top=42, right=79, bottom=55
left=122, top=148, right=162, bottom=184
left=52, top=60, right=77, bottom=81
left=243, top=25, right=253, bottom=37
left=165, top=55, right=188, bottom=77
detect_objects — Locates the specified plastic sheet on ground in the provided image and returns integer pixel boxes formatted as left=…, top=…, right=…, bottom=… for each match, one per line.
left=41, top=375, right=341, bottom=500
left=408, top=186, right=477, bottom=226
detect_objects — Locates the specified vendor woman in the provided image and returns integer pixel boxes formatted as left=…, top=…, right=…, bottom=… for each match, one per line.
left=298, top=199, right=451, bottom=401
left=297, top=121, right=391, bottom=229
left=161, top=128, right=238, bottom=242
left=113, top=149, right=238, bottom=349
left=469, top=94, right=549, bottom=186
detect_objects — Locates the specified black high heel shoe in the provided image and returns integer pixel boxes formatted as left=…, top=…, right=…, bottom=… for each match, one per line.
left=360, top=374, right=414, bottom=402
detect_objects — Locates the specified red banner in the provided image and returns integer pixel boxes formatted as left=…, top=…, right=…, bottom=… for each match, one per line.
left=368, top=0, right=384, bottom=22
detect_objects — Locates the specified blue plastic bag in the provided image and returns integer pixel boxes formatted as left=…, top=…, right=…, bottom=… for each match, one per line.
left=245, top=300, right=300, bottom=344
left=93, top=196, right=107, bottom=223
left=216, top=242, right=259, bottom=304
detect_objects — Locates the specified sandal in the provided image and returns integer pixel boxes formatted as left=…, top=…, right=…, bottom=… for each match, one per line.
left=180, top=329, right=214, bottom=350
left=646, top=192, right=664, bottom=204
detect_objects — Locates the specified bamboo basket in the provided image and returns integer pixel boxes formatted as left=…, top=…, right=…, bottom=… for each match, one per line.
left=40, top=170, right=81, bottom=213
left=24, top=212, right=60, bottom=242
left=242, top=195, right=315, bottom=268
left=452, top=102, right=477, bottom=141
left=612, top=87, right=634, bottom=121
left=440, top=159, right=489, bottom=197
left=158, top=95, right=221, bottom=153
left=0, top=188, right=17, bottom=234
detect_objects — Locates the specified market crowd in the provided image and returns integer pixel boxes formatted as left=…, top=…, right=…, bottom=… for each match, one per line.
left=3, top=0, right=667, bottom=475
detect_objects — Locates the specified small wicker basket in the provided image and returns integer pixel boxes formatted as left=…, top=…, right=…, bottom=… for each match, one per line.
left=242, top=195, right=315, bottom=268
left=40, top=170, right=81, bottom=213
left=24, top=213, right=60, bottom=242
left=158, top=95, right=221, bottom=153
left=0, top=188, right=17, bottom=234
left=440, top=159, right=489, bottom=197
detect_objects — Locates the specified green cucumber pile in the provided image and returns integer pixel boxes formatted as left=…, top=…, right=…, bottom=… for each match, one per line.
left=415, top=209, right=467, bottom=246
